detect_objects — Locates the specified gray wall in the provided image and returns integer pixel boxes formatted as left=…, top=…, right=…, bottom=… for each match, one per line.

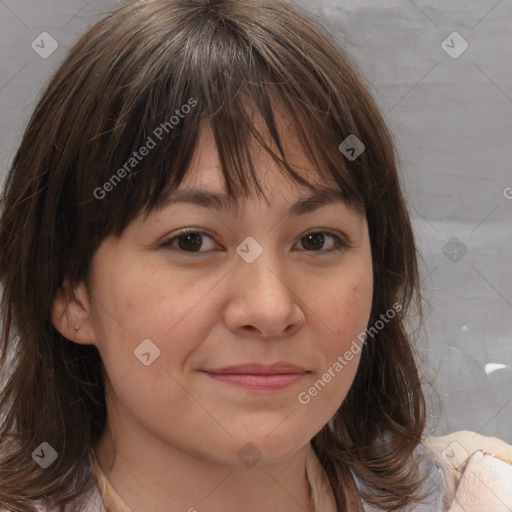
left=1, top=0, right=511, bottom=443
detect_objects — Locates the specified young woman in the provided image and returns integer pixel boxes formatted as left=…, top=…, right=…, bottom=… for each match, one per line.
left=0, top=0, right=511, bottom=511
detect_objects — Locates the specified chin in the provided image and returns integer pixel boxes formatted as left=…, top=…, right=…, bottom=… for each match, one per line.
left=224, top=429, right=312, bottom=468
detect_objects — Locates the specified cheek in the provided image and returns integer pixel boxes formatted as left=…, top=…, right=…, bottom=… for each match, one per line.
left=317, top=268, right=373, bottom=346
left=341, top=282, right=373, bottom=336
left=295, top=281, right=372, bottom=426
left=303, top=262, right=373, bottom=397
left=87, top=254, right=216, bottom=385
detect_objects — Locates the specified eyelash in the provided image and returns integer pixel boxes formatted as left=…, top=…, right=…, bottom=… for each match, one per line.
left=159, top=229, right=349, bottom=257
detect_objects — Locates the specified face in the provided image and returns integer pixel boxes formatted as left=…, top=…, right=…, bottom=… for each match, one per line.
left=63, top=120, right=373, bottom=467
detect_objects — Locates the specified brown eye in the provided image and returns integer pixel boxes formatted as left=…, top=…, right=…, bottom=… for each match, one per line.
left=161, top=230, right=219, bottom=255
left=175, top=233, right=203, bottom=252
left=300, top=232, right=325, bottom=251
left=160, top=229, right=348, bottom=257
left=296, top=231, right=348, bottom=253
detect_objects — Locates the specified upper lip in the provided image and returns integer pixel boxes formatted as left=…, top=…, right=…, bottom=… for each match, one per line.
left=202, top=362, right=309, bottom=375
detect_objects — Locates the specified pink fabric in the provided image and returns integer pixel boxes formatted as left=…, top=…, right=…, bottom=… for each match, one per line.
left=448, top=451, right=512, bottom=512
left=424, top=430, right=512, bottom=511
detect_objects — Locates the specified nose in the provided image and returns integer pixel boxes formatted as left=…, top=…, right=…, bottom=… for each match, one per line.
left=223, top=244, right=305, bottom=339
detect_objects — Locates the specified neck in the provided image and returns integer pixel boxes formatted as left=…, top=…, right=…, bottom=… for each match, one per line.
left=93, top=417, right=315, bottom=512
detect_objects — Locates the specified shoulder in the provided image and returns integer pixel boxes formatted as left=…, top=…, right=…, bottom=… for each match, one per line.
left=422, top=430, right=512, bottom=511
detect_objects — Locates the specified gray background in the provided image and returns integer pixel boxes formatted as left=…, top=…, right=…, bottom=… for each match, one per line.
left=1, top=0, right=511, bottom=443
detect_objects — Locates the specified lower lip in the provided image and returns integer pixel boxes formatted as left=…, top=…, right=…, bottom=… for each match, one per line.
left=204, top=372, right=306, bottom=391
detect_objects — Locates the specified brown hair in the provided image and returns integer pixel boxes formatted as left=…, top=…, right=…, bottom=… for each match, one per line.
left=0, top=0, right=430, bottom=510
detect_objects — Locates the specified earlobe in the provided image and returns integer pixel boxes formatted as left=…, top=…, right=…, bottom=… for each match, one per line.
left=50, top=277, right=97, bottom=346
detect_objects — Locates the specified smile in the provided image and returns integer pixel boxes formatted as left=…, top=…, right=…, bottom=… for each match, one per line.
left=202, top=372, right=307, bottom=391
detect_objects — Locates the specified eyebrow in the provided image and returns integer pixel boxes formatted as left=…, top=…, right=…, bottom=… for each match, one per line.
left=160, top=187, right=352, bottom=216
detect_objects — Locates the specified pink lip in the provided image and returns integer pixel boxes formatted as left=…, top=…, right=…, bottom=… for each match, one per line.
left=204, top=373, right=306, bottom=391
left=201, top=362, right=309, bottom=391
left=204, top=362, right=308, bottom=374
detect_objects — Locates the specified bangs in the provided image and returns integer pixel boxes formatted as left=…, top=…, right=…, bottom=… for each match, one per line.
left=72, top=0, right=368, bottom=250
left=127, top=85, right=365, bottom=222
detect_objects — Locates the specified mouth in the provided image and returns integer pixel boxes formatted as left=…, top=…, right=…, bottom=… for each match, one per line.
left=200, top=362, right=310, bottom=391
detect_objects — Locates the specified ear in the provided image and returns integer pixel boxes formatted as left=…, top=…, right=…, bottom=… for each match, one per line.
left=51, top=276, right=97, bottom=346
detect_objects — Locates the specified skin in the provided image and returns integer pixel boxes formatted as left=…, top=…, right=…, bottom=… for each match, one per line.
left=52, top=117, right=374, bottom=512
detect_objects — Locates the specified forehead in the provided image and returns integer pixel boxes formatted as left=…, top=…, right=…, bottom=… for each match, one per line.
left=159, top=118, right=354, bottom=216
left=158, top=185, right=353, bottom=218
left=182, top=117, right=340, bottom=192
